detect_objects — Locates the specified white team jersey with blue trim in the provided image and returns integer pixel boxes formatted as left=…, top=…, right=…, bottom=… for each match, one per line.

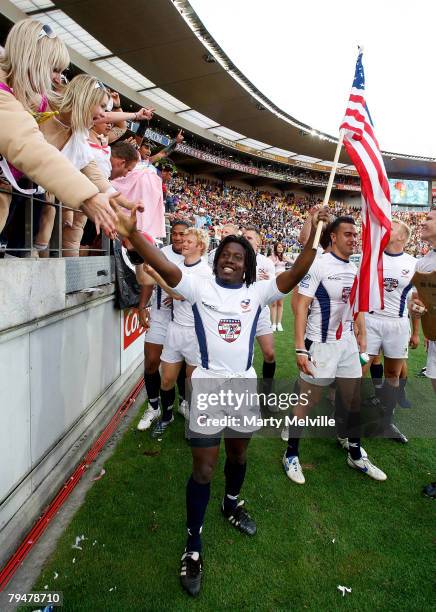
left=151, top=244, right=184, bottom=312
left=299, top=252, right=357, bottom=343
left=174, top=274, right=286, bottom=372
left=173, top=259, right=212, bottom=326
left=256, top=253, right=276, bottom=280
left=372, top=251, right=417, bottom=318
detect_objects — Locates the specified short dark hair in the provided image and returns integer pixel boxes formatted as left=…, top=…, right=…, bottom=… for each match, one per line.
left=329, top=216, right=356, bottom=235
left=171, top=220, right=190, bottom=232
left=111, top=141, right=138, bottom=164
left=213, top=235, right=257, bottom=287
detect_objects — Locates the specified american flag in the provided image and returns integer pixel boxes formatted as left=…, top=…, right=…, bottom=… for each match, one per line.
left=339, top=49, right=391, bottom=330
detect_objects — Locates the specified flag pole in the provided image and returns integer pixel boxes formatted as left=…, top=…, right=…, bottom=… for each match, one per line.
left=312, top=128, right=345, bottom=249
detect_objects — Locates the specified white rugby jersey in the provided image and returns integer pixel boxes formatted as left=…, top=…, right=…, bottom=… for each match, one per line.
left=173, top=259, right=212, bottom=326
left=415, top=249, right=436, bottom=273
left=299, top=252, right=357, bottom=343
left=208, top=247, right=217, bottom=268
left=256, top=253, right=275, bottom=281
left=372, top=251, right=417, bottom=318
left=174, top=274, right=286, bottom=372
left=151, top=244, right=184, bottom=312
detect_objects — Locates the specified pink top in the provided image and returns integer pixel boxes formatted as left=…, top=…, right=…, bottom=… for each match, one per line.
left=0, top=83, right=48, bottom=181
left=111, top=166, right=166, bottom=239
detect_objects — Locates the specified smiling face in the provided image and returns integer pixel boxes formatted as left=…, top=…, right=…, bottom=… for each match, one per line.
left=216, top=241, right=246, bottom=284
left=331, top=222, right=358, bottom=259
left=171, top=224, right=188, bottom=253
left=91, top=93, right=109, bottom=124
left=182, top=233, right=202, bottom=258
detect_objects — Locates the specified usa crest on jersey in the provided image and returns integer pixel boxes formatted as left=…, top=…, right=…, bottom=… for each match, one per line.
left=384, top=277, right=399, bottom=292
left=218, top=319, right=241, bottom=343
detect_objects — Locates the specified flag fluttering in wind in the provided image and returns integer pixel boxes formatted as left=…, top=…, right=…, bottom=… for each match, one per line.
left=338, top=48, right=391, bottom=333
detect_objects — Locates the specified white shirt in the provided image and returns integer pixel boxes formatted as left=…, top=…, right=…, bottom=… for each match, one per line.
left=173, top=259, right=212, bottom=326
left=174, top=274, right=286, bottom=372
left=372, top=251, right=417, bottom=318
left=256, top=253, right=275, bottom=281
left=299, top=252, right=357, bottom=343
left=415, top=249, right=436, bottom=273
left=208, top=247, right=217, bottom=268
left=151, top=244, right=184, bottom=312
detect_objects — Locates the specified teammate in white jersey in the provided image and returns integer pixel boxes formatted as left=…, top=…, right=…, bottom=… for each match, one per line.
left=150, top=228, right=212, bottom=436
left=136, top=221, right=188, bottom=431
left=364, top=219, right=419, bottom=443
left=243, top=227, right=277, bottom=392
left=207, top=223, right=239, bottom=267
left=284, top=216, right=387, bottom=485
left=114, top=203, right=330, bottom=597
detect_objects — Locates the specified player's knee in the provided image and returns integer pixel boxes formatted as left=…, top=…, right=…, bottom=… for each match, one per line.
left=263, top=349, right=275, bottom=363
left=144, top=356, right=160, bottom=374
left=193, top=461, right=215, bottom=484
left=160, top=373, right=176, bottom=390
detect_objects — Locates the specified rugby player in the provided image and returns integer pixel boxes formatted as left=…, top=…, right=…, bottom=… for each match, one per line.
left=363, top=219, right=419, bottom=443
left=242, top=226, right=277, bottom=391
left=114, top=204, right=330, bottom=597
left=207, top=223, right=239, bottom=266
left=136, top=221, right=189, bottom=431
left=150, top=228, right=212, bottom=436
left=284, top=216, right=387, bottom=484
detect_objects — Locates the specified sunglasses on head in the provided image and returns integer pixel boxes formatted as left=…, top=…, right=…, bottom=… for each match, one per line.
left=38, top=23, right=57, bottom=40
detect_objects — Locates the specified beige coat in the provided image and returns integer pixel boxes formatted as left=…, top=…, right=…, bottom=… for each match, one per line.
left=0, top=67, right=99, bottom=208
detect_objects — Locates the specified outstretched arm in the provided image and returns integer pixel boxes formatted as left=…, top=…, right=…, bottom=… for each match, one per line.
left=276, top=207, right=329, bottom=294
left=115, top=207, right=182, bottom=287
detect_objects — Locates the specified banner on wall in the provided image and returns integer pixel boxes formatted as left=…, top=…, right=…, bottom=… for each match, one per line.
left=121, top=307, right=146, bottom=372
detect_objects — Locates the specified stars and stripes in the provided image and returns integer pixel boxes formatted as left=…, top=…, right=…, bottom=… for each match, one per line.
left=339, top=49, right=391, bottom=327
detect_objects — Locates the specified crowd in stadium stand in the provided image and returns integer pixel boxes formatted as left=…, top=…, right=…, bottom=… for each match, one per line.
left=165, top=173, right=430, bottom=257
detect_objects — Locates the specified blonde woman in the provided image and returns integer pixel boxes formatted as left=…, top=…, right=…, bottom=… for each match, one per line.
left=34, top=74, right=141, bottom=255
left=0, top=19, right=116, bottom=242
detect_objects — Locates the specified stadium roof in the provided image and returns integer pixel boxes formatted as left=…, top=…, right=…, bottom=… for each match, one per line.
left=2, top=0, right=436, bottom=179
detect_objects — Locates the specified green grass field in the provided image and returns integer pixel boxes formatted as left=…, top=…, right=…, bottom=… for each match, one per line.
left=30, top=299, right=435, bottom=611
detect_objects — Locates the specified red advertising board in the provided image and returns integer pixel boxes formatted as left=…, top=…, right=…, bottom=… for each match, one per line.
left=123, top=308, right=146, bottom=350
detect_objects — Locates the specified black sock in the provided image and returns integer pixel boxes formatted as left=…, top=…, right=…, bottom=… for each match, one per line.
left=160, top=387, right=175, bottom=422
left=347, top=410, right=361, bottom=459
left=398, top=377, right=408, bottom=403
left=144, top=370, right=161, bottom=410
left=186, top=476, right=210, bottom=553
left=177, top=362, right=186, bottom=402
left=370, top=363, right=384, bottom=391
left=262, top=360, right=276, bottom=379
left=334, top=392, right=348, bottom=439
left=286, top=437, right=301, bottom=458
left=223, top=460, right=247, bottom=513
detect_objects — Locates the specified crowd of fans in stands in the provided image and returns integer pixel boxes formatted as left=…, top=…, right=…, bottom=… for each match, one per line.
left=166, top=174, right=430, bottom=257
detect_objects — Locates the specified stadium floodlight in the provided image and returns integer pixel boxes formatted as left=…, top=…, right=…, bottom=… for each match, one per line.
left=9, top=0, right=54, bottom=10
left=94, top=57, right=155, bottom=91
left=141, top=89, right=189, bottom=113
left=22, top=9, right=111, bottom=60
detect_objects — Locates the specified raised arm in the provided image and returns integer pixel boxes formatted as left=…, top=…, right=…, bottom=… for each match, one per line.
left=116, top=207, right=182, bottom=287
left=276, top=207, right=329, bottom=294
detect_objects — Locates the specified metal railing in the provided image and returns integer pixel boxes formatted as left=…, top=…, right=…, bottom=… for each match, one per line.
left=0, top=185, right=110, bottom=258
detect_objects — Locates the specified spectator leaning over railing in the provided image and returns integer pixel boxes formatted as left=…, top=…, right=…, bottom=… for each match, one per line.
left=0, top=19, right=117, bottom=247
left=32, top=74, right=142, bottom=256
